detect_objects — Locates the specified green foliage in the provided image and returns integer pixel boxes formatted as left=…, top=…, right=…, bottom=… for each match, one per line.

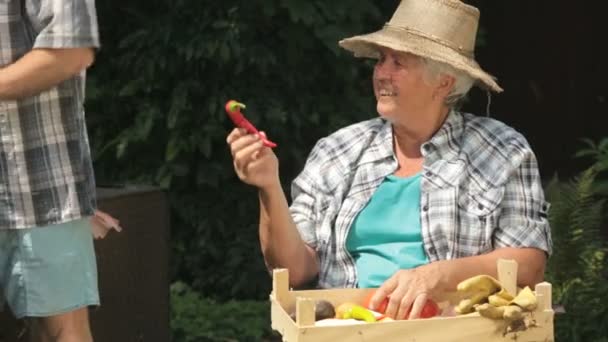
left=575, top=137, right=608, bottom=196
left=87, top=1, right=387, bottom=300
left=170, top=282, right=274, bottom=342
left=545, top=140, right=608, bottom=341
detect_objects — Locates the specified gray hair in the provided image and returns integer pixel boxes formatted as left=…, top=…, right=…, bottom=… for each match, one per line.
left=420, top=58, right=475, bottom=108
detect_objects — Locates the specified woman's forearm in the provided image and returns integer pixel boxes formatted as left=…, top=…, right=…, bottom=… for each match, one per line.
left=435, top=247, right=547, bottom=292
left=258, top=181, right=319, bottom=287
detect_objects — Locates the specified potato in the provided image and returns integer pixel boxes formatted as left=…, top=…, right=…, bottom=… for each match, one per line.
left=288, top=300, right=336, bottom=322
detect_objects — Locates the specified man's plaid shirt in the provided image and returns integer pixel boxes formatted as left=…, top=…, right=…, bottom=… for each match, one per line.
left=290, top=111, right=552, bottom=288
left=0, top=0, right=99, bottom=229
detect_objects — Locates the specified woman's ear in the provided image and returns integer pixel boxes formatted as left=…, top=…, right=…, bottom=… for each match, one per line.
left=434, top=74, right=456, bottom=100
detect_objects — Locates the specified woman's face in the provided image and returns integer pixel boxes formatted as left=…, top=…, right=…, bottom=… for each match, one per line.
left=373, top=47, right=436, bottom=122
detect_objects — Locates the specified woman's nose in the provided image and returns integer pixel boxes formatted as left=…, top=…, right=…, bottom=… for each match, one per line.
left=374, top=61, right=392, bottom=80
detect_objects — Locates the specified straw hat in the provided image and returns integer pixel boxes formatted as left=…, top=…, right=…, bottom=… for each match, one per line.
left=339, top=0, right=503, bottom=92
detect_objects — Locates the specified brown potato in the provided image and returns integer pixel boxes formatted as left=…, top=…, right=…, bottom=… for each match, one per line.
left=288, top=300, right=336, bottom=321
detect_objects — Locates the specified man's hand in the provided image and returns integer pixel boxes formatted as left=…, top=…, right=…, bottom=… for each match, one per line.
left=371, top=262, right=443, bottom=320
left=0, top=48, right=94, bottom=100
left=90, top=210, right=122, bottom=240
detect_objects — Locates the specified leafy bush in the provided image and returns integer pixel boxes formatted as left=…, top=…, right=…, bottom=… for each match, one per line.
left=170, top=282, right=275, bottom=342
left=545, top=140, right=608, bottom=341
left=576, top=137, right=608, bottom=197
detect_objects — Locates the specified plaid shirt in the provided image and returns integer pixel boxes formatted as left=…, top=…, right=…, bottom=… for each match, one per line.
left=290, top=111, right=553, bottom=288
left=0, top=0, right=99, bottom=229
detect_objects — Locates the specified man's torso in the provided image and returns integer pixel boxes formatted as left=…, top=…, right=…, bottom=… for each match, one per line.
left=0, top=0, right=97, bottom=229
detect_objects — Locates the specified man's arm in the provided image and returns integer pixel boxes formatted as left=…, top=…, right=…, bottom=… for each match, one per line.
left=0, top=47, right=95, bottom=100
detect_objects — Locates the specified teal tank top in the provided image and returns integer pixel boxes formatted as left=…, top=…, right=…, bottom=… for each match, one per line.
left=346, top=173, right=429, bottom=288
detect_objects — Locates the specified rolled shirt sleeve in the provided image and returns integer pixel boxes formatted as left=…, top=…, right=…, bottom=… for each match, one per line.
left=25, top=0, right=100, bottom=49
left=289, top=139, right=334, bottom=251
left=290, top=177, right=319, bottom=249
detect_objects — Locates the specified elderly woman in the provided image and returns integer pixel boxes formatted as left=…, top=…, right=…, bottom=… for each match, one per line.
left=227, top=0, right=551, bottom=320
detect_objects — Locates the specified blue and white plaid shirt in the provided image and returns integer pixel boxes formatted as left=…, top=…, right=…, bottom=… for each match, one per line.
left=290, top=111, right=552, bottom=288
left=0, top=0, right=100, bottom=229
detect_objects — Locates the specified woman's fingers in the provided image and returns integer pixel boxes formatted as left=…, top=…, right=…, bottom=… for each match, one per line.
left=246, top=150, right=270, bottom=173
left=406, top=293, right=429, bottom=320
left=372, top=278, right=395, bottom=311
left=388, top=285, right=411, bottom=320
left=234, top=139, right=264, bottom=171
left=226, top=128, right=247, bottom=145
left=227, top=128, right=254, bottom=155
left=229, top=134, right=260, bottom=157
left=388, top=288, right=426, bottom=320
left=227, top=127, right=279, bottom=188
left=382, top=277, right=405, bottom=319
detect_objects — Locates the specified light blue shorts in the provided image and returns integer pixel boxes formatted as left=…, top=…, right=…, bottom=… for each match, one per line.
left=0, top=218, right=99, bottom=318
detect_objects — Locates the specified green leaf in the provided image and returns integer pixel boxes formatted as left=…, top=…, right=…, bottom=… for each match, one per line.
left=219, top=44, right=230, bottom=61
left=166, top=137, right=182, bottom=162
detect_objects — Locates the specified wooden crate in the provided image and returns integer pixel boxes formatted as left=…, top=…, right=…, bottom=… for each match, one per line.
left=270, top=260, right=554, bottom=342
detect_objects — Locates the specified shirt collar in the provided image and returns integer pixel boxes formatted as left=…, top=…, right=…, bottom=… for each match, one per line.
left=423, top=109, right=463, bottom=162
left=356, top=110, right=464, bottom=166
left=356, top=119, right=395, bottom=166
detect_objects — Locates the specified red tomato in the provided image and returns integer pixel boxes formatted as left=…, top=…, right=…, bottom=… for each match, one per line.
left=362, top=290, right=389, bottom=314
left=420, top=299, right=440, bottom=318
left=363, top=290, right=440, bottom=319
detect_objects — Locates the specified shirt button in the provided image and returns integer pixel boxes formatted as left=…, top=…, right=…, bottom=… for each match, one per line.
left=423, top=205, right=429, bottom=211
left=478, top=203, right=484, bottom=210
left=425, top=171, right=433, bottom=177
left=428, top=246, right=436, bottom=254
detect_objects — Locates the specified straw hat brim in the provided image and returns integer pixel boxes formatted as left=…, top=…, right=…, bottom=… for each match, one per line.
left=339, top=27, right=503, bottom=93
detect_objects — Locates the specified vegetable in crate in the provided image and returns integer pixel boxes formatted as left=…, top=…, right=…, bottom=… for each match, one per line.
left=335, top=303, right=377, bottom=323
left=454, top=274, right=538, bottom=321
left=288, top=300, right=336, bottom=322
left=363, top=289, right=439, bottom=319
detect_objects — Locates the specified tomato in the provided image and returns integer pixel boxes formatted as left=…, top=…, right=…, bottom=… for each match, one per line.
left=362, top=290, right=389, bottom=314
left=362, top=290, right=440, bottom=319
left=420, top=299, right=440, bottom=318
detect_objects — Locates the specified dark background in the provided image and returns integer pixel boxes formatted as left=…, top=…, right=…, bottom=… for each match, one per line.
left=465, top=1, right=607, bottom=179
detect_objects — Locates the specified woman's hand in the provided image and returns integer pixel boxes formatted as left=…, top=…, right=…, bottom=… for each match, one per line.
left=227, top=128, right=279, bottom=189
left=371, top=262, right=443, bottom=320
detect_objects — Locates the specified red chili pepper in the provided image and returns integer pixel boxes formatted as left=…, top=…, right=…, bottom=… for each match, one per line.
left=225, top=100, right=277, bottom=148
